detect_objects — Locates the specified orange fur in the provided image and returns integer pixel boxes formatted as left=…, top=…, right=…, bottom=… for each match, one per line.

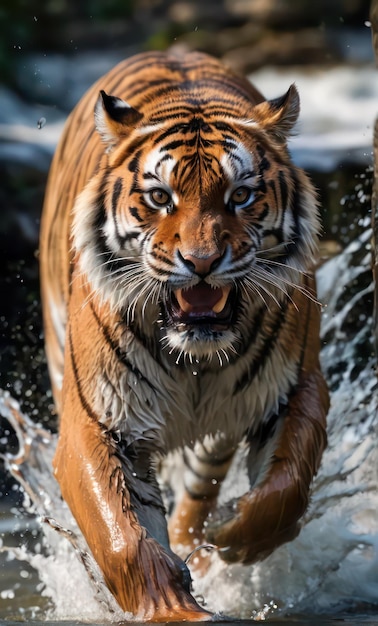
left=40, top=50, right=329, bottom=619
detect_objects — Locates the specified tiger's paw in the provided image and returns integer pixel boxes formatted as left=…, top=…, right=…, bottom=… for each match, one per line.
left=205, top=495, right=300, bottom=564
left=207, top=517, right=300, bottom=564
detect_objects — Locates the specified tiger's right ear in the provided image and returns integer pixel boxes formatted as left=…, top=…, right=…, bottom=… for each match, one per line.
left=252, top=84, right=300, bottom=142
left=94, top=90, right=143, bottom=144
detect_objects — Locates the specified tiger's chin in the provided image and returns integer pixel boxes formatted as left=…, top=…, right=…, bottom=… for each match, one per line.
left=160, top=282, right=239, bottom=364
left=161, top=325, right=238, bottom=365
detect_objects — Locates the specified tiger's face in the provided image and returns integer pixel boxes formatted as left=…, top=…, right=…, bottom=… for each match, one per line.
left=73, top=84, right=320, bottom=364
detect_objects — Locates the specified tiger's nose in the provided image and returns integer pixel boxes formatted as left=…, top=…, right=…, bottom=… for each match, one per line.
left=180, top=252, right=222, bottom=277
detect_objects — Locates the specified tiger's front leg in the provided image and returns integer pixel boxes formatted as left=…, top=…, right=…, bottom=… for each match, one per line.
left=53, top=282, right=211, bottom=622
left=206, top=368, right=328, bottom=563
left=54, top=408, right=211, bottom=621
left=206, top=294, right=329, bottom=564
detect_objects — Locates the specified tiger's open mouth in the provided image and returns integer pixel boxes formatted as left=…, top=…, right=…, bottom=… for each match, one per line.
left=165, top=282, right=234, bottom=330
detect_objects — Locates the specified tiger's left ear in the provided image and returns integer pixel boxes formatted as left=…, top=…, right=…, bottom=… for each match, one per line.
left=94, top=90, right=144, bottom=145
left=252, top=84, right=300, bottom=142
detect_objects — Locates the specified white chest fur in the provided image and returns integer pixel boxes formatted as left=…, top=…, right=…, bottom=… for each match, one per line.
left=96, top=328, right=298, bottom=454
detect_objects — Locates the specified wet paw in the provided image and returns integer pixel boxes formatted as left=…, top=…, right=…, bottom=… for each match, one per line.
left=205, top=495, right=301, bottom=565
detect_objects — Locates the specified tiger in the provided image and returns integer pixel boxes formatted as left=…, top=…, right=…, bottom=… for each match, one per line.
left=40, top=49, right=329, bottom=621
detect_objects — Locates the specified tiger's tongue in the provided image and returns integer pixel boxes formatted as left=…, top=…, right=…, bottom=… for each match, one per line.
left=175, top=283, right=229, bottom=314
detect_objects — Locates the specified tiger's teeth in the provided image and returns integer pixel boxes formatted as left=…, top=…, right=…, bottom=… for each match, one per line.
left=175, top=286, right=231, bottom=314
left=175, top=289, right=192, bottom=313
left=212, top=286, right=231, bottom=313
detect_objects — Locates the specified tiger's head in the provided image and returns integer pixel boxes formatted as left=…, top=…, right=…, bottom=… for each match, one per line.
left=73, top=56, right=320, bottom=366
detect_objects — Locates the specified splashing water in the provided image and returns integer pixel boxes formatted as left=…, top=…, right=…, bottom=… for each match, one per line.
left=0, top=396, right=126, bottom=621
left=0, top=221, right=377, bottom=621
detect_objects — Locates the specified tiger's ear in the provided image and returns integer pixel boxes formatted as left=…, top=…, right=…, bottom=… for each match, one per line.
left=94, top=90, right=144, bottom=144
left=252, top=84, right=300, bottom=142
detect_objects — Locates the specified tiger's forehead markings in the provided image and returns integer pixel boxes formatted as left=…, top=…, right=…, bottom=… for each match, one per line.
left=220, top=142, right=255, bottom=181
left=143, top=145, right=176, bottom=187
left=140, top=128, right=257, bottom=203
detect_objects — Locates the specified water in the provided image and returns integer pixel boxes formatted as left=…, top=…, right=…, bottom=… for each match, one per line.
left=0, top=63, right=377, bottom=622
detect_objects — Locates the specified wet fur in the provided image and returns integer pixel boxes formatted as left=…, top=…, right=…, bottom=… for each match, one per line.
left=40, top=50, right=329, bottom=620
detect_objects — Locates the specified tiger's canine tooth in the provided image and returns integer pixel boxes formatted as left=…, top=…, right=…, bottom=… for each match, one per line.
left=212, top=286, right=231, bottom=313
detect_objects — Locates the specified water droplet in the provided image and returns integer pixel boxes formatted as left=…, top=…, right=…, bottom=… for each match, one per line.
left=37, top=117, right=46, bottom=129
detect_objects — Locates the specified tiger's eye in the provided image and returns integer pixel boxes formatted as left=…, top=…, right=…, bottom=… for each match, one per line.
left=231, top=187, right=251, bottom=205
left=150, top=188, right=170, bottom=206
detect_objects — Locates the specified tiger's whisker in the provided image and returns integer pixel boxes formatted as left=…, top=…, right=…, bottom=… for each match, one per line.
left=254, top=264, right=321, bottom=306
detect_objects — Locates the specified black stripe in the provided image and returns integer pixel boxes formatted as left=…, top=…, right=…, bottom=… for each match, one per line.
left=281, top=178, right=302, bottom=260
left=69, top=326, right=98, bottom=422
left=88, top=300, right=158, bottom=394
left=268, top=179, right=278, bottom=206
left=115, top=440, right=166, bottom=516
left=112, top=177, right=124, bottom=245
left=149, top=250, right=175, bottom=266
left=137, top=80, right=254, bottom=118
left=190, top=446, right=235, bottom=467
left=255, top=176, right=267, bottom=195
left=112, top=178, right=123, bottom=209
left=278, top=170, right=289, bottom=211
left=257, top=145, right=271, bottom=173
left=206, top=103, right=247, bottom=117
left=128, top=149, right=141, bottom=172
left=124, top=78, right=177, bottom=102
left=220, top=138, right=238, bottom=151
left=149, top=109, right=197, bottom=124
left=232, top=304, right=266, bottom=360
left=129, top=206, right=144, bottom=223
left=183, top=487, right=214, bottom=500
left=85, top=171, right=111, bottom=283
left=246, top=406, right=285, bottom=448
left=182, top=450, right=221, bottom=480
left=262, top=224, right=284, bottom=243
left=153, top=122, right=191, bottom=144
left=259, top=202, right=270, bottom=221
left=233, top=303, right=289, bottom=395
